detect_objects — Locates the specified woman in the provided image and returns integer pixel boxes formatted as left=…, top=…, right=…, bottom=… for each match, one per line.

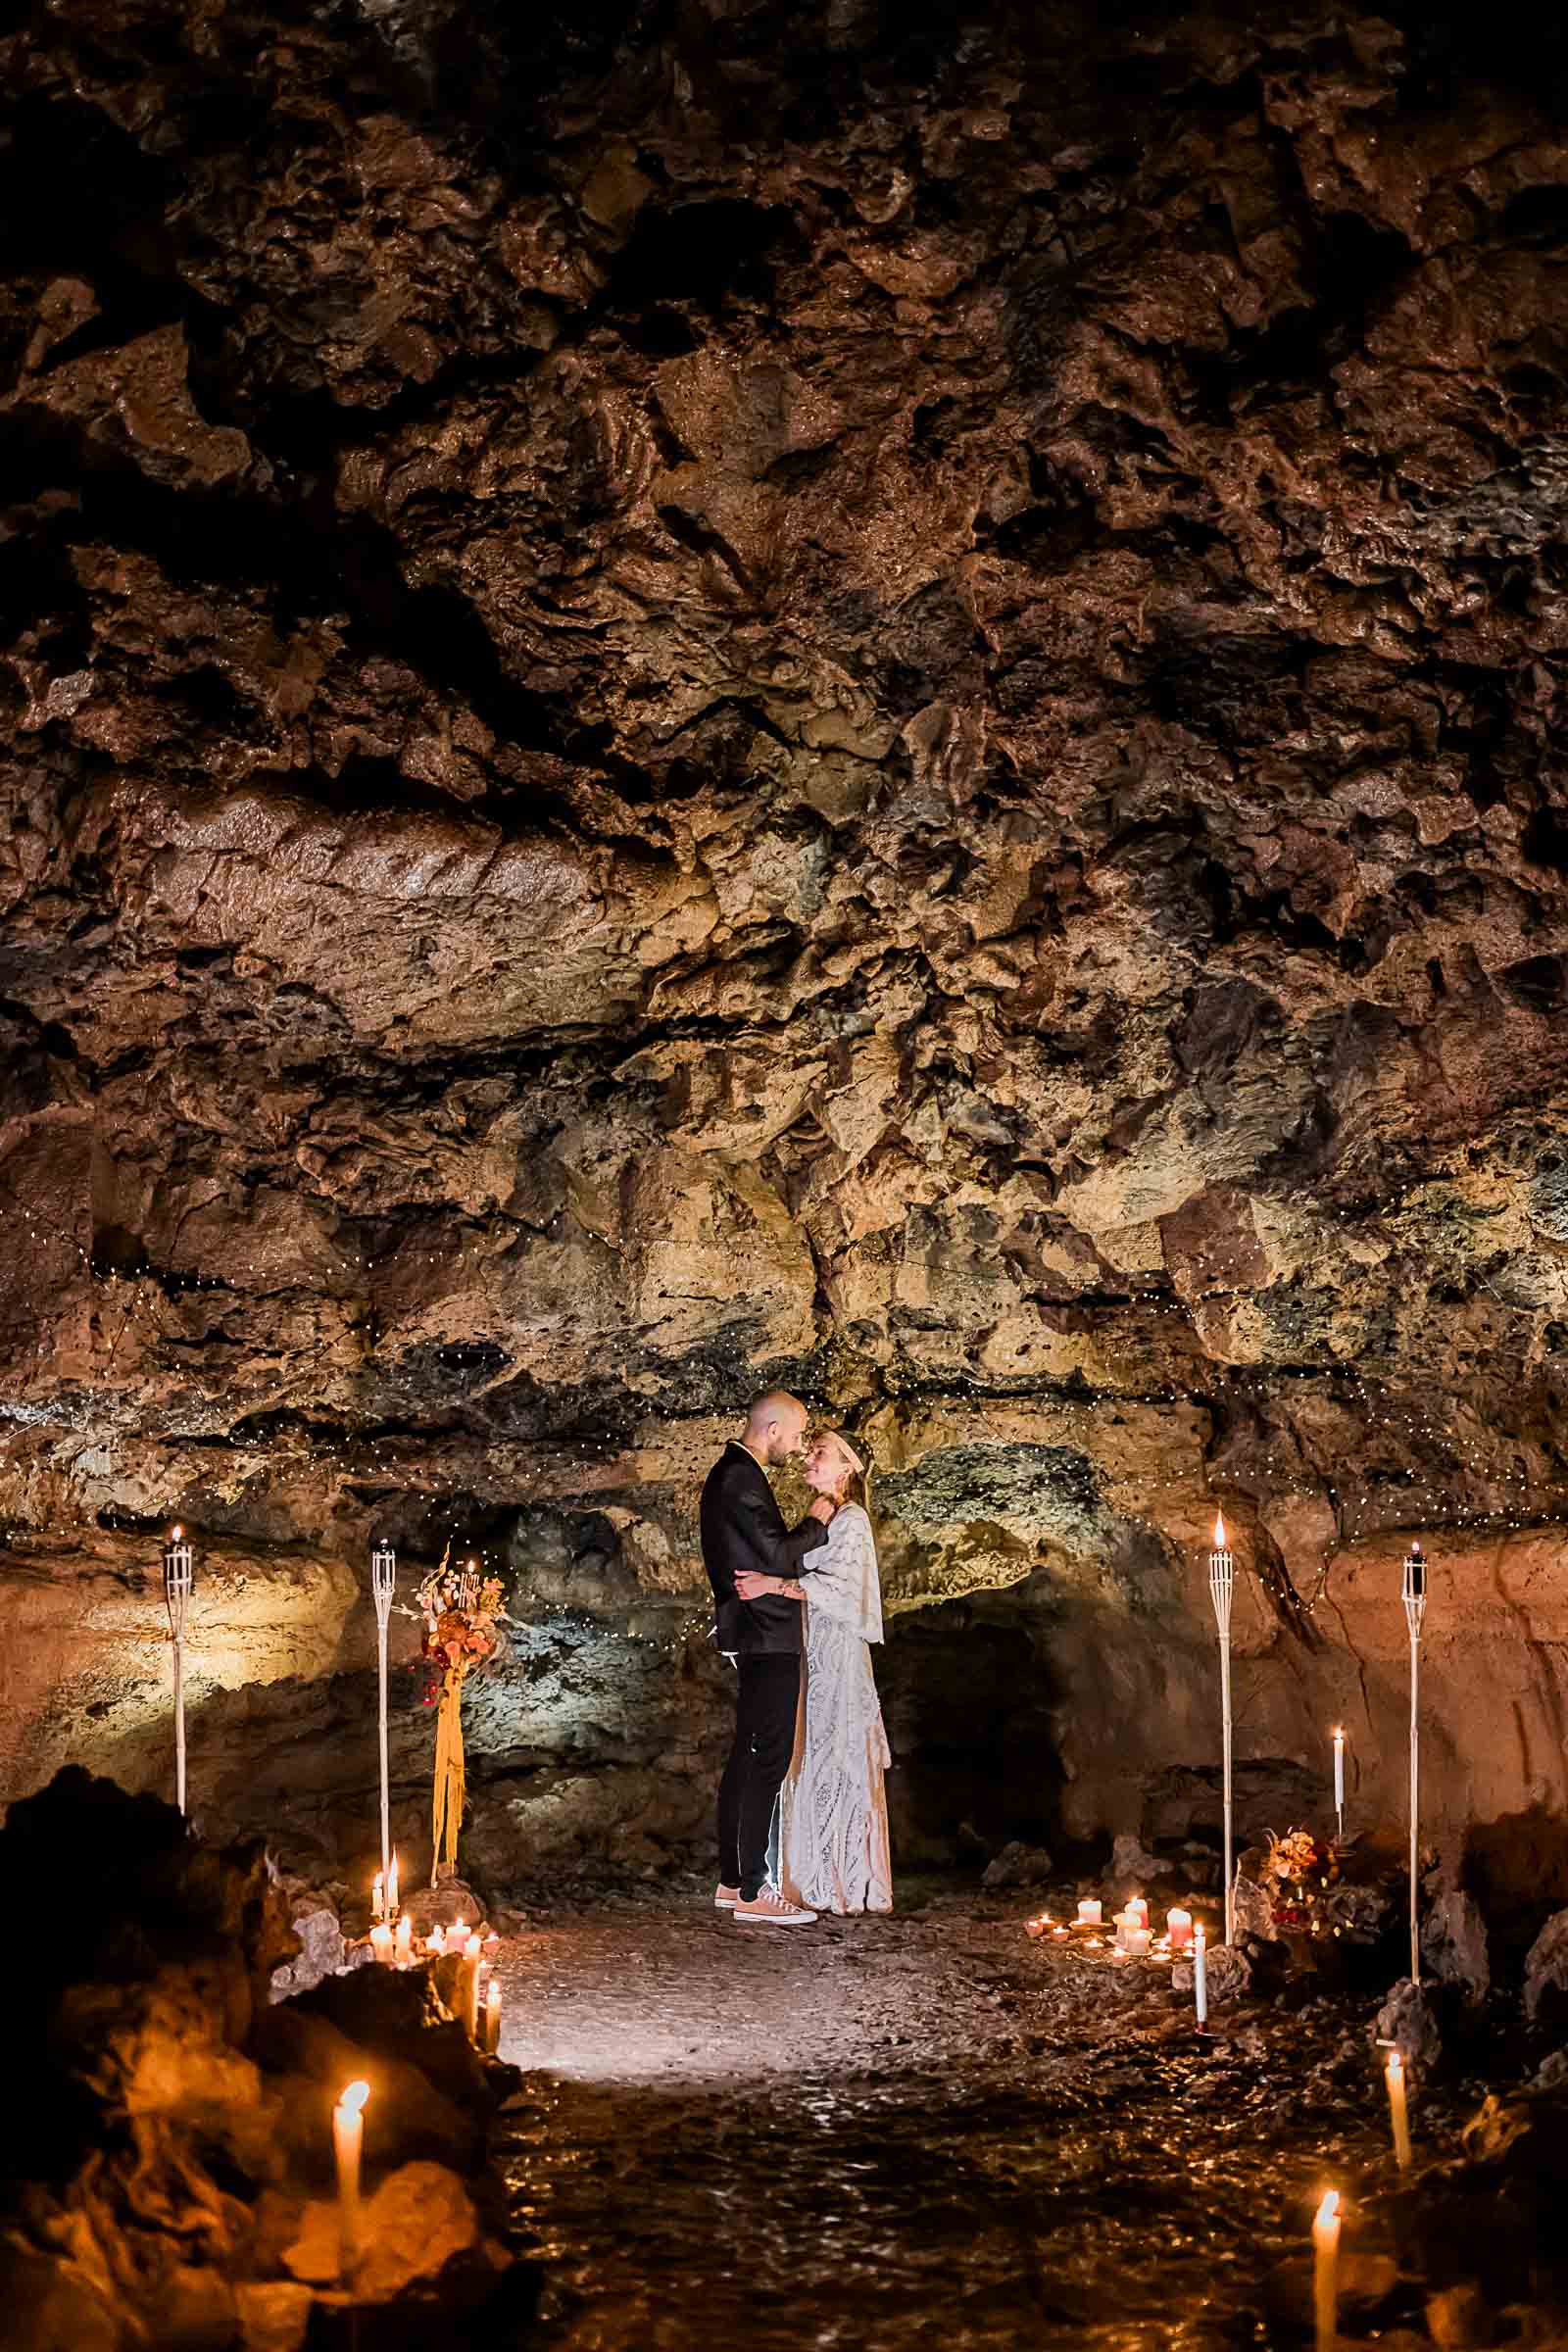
left=735, top=1430, right=893, bottom=1915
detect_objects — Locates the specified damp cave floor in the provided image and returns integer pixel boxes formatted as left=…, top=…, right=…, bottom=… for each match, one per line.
left=482, top=1883, right=1433, bottom=2352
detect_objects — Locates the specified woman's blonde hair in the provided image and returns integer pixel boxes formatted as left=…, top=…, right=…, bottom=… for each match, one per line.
left=821, top=1430, right=870, bottom=1511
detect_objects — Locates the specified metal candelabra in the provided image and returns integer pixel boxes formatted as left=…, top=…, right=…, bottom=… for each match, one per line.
left=371, top=1540, right=397, bottom=1908
left=1208, top=1511, right=1236, bottom=1942
left=163, top=1525, right=195, bottom=1814
left=1402, top=1540, right=1428, bottom=1983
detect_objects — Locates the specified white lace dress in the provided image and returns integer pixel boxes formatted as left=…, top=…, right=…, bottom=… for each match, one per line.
left=770, top=1502, right=893, bottom=1915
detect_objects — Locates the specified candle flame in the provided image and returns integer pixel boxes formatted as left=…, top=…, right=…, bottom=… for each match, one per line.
left=338, top=2081, right=370, bottom=2116
left=1333, top=1725, right=1344, bottom=1740
left=1316, top=2189, right=1340, bottom=2227
left=399, top=1914, right=411, bottom=1934
left=171, top=1525, right=183, bottom=1543
left=1386, top=2049, right=1404, bottom=2083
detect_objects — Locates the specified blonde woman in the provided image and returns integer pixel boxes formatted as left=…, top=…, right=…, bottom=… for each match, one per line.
left=734, top=1430, right=893, bottom=1914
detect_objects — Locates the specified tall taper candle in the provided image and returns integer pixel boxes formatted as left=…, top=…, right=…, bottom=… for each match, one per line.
left=1386, top=2049, right=1412, bottom=2170
left=462, top=1933, right=482, bottom=2039
left=484, top=1973, right=502, bottom=2054
left=334, top=2080, right=370, bottom=2282
left=1312, top=2189, right=1341, bottom=2351
left=1332, top=1727, right=1345, bottom=1844
left=1194, top=1921, right=1208, bottom=2028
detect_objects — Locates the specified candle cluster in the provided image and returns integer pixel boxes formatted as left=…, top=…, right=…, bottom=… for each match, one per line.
left=362, top=1893, right=505, bottom=2056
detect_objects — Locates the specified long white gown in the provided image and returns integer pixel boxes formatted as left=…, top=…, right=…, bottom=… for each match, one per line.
left=771, top=1501, right=893, bottom=1915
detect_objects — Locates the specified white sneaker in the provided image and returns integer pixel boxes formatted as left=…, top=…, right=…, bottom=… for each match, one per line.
left=714, top=1884, right=740, bottom=1909
left=733, top=1886, right=816, bottom=1927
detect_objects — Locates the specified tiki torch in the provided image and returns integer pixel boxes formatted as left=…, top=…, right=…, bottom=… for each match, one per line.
left=1208, top=1510, right=1236, bottom=1942
left=163, top=1523, right=195, bottom=1814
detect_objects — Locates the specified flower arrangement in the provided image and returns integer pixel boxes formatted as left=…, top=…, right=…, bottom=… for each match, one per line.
left=414, top=1545, right=505, bottom=1885
left=1261, top=1824, right=1340, bottom=1936
left=414, top=1547, right=505, bottom=1706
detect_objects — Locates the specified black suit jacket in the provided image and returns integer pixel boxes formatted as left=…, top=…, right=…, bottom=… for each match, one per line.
left=700, top=1442, right=830, bottom=1655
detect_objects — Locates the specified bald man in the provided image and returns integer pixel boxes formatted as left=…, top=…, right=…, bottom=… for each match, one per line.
left=700, top=1390, right=832, bottom=1925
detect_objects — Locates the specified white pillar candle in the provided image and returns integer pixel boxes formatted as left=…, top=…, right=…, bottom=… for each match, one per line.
left=484, top=1973, right=502, bottom=2055
left=394, top=1913, right=413, bottom=1966
left=1126, top=1895, right=1148, bottom=1928
left=1076, top=1898, right=1102, bottom=1926
left=1385, top=2050, right=1412, bottom=2170
left=1194, top=1923, right=1208, bottom=2027
left=462, top=1934, right=483, bottom=2038
left=368, top=1924, right=394, bottom=1966
left=1166, top=1908, right=1193, bottom=1950
left=427, top=1926, right=446, bottom=1957
left=1122, top=1927, right=1151, bottom=1957
left=1312, top=2189, right=1341, bottom=2351
left=333, top=2081, right=370, bottom=2281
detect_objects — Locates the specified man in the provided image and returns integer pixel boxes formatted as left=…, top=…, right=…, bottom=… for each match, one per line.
left=700, top=1389, right=832, bottom=1925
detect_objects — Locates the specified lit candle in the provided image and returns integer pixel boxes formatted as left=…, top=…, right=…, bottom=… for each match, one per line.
left=1166, top=1908, right=1193, bottom=1950
left=427, top=1926, right=446, bottom=1958
left=368, top=1923, right=394, bottom=1966
left=1332, top=1728, right=1346, bottom=1841
left=1385, top=2050, right=1411, bottom=2170
left=1076, top=1898, right=1102, bottom=1927
left=395, top=1913, right=413, bottom=1966
left=1194, top=1923, right=1208, bottom=2027
left=1312, top=2189, right=1341, bottom=2352
left=1126, top=1895, right=1149, bottom=1928
left=371, top=1870, right=384, bottom=1924
left=1122, top=1927, right=1152, bottom=1957
left=484, top=1973, right=502, bottom=2054
left=462, top=1934, right=482, bottom=2038
left=451, top=1918, right=469, bottom=1945
left=386, top=1850, right=400, bottom=1917
left=333, top=2080, right=370, bottom=2281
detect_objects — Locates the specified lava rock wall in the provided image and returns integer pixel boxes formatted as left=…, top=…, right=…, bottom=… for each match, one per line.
left=7, top=0, right=1568, bottom=1883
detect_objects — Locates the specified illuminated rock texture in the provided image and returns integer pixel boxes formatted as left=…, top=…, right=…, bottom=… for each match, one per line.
left=6, top=0, right=1568, bottom=1886
left=0, top=1772, right=523, bottom=2350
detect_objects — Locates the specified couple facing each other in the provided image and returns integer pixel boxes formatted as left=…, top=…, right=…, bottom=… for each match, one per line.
left=700, top=1389, right=892, bottom=1927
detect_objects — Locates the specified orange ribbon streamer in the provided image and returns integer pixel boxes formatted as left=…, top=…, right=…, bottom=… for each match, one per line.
left=431, top=1662, right=468, bottom=1881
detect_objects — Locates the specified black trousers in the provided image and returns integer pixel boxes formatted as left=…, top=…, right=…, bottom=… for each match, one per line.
left=717, top=1652, right=802, bottom=1899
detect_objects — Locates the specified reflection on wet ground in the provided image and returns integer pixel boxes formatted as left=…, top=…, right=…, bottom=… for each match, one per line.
left=490, top=1887, right=1442, bottom=2349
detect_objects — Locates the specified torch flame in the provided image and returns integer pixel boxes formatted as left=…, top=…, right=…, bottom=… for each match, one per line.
left=1316, top=2188, right=1340, bottom=2227
left=338, top=2080, right=370, bottom=2116
left=1212, top=1510, right=1227, bottom=1550
left=171, top=1525, right=183, bottom=1543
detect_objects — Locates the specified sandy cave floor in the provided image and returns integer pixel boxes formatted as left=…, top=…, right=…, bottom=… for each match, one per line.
left=481, top=1884, right=1453, bottom=2352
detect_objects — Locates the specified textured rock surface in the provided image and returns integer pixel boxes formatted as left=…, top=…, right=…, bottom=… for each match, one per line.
left=7, top=1, right=1568, bottom=1881
left=0, top=1771, right=522, bottom=2349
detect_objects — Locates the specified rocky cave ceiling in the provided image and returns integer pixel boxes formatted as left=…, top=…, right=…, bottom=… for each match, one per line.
left=7, top=0, right=1568, bottom=1844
